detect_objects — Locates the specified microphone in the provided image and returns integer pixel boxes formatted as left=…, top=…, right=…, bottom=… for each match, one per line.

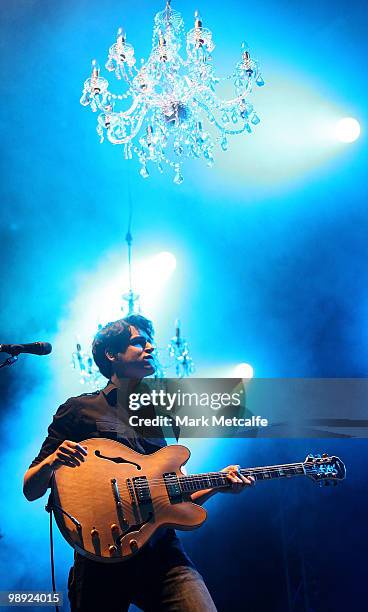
left=0, top=342, right=52, bottom=356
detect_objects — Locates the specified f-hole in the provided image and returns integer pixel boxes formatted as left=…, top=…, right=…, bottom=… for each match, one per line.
left=94, top=450, right=142, bottom=470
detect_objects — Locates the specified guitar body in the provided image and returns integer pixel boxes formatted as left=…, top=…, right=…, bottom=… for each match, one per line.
left=52, top=438, right=207, bottom=563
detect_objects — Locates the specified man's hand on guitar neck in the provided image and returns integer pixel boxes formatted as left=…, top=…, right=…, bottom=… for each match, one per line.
left=190, top=465, right=255, bottom=506
left=220, top=464, right=255, bottom=493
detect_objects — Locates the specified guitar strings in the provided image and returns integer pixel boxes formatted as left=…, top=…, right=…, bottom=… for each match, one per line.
left=107, top=462, right=334, bottom=493
left=131, top=469, right=333, bottom=493
left=131, top=463, right=305, bottom=485
left=123, top=464, right=307, bottom=491
left=131, top=465, right=305, bottom=487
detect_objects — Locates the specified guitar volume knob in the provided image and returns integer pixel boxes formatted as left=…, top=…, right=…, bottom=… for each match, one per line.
left=111, top=523, right=120, bottom=535
left=129, top=539, right=138, bottom=552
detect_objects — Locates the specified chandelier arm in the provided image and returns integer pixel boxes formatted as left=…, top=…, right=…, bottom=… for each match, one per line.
left=94, top=94, right=116, bottom=113
left=106, top=107, right=148, bottom=145
left=118, top=96, right=144, bottom=117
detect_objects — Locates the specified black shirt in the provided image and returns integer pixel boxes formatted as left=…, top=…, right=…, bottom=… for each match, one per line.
left=29, top=380, right=193, bottom=571
left=29, top=380, right=171, bottom=468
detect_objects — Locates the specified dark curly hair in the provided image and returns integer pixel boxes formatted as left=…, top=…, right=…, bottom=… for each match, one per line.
left=92, top=314, right=154, bottom=379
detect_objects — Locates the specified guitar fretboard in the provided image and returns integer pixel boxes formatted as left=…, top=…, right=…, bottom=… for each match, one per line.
left=179, top=463, right=305, bottom=493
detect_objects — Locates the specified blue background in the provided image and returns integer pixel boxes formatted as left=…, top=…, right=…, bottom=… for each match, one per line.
left=0, top=0, right=367, bottom=610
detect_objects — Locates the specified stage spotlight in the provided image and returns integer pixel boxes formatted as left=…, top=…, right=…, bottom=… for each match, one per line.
left=233, top=362, right=254, bottom=379
left=134, top=251, right=177, bottom=315
left=153, top=251, right=177, bottom=276
left=335, top=117, right=361, bottom=143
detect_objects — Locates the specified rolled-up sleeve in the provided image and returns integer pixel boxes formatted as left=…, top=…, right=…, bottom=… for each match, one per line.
left=28, top=399, right=78, bottom=469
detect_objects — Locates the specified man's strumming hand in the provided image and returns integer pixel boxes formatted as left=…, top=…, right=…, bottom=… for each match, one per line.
left=49, top=440, right=88, bottom=470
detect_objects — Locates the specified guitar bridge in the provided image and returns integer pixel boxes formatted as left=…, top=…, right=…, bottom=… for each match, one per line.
left=110, top=478, right=128, bottom=529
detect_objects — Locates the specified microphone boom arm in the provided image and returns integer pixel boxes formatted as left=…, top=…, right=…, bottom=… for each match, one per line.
left=0, top=355, right=18, bottom=369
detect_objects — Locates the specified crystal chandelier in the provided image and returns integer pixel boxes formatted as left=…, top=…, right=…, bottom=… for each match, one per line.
left=168, top=319, right=195, bottom=377
left=80, top=1, right=264, bottom=183
left=72, top=338, right=102, bottom=385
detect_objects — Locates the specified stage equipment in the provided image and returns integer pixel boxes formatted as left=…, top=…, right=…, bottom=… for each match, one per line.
left=0, top=342, right=52, bottom=356
left=0, top=355, right=18, bottom=369
left=50, top=441, right=346, bottom=562
left=80, top=1, right=264, bottom=182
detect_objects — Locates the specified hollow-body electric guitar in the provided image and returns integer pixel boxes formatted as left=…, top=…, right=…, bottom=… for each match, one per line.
left=50, top=438, right=346, bottom=563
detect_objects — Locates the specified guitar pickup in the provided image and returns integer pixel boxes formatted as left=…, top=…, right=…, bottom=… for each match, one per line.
left=132, top=476, right=152, bottom=505
left=163, top=472, right=183, bottom=504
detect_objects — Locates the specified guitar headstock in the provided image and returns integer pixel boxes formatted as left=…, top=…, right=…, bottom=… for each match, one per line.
left=303, top=453, right=346, bottom=485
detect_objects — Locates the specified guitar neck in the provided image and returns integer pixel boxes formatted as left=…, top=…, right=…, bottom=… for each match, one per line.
left=179, top=463, right=305, bottom=494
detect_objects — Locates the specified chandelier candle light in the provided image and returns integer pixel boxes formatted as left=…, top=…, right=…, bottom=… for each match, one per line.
left=80, top=1, right=264, bottom=183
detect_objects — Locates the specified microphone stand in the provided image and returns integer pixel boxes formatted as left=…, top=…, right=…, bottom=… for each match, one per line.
left=0, top=355, right=18, bottom=369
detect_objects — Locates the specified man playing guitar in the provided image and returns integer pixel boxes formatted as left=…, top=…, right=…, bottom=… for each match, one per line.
left=23, top=315, right=254, bottom=611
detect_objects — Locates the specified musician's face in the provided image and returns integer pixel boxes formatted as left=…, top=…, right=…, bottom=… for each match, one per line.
left=112, top=326, right=155, bottom=378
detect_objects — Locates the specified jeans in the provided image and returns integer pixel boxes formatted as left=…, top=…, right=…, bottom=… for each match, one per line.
left=68, top=551, right=217, bottom=611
